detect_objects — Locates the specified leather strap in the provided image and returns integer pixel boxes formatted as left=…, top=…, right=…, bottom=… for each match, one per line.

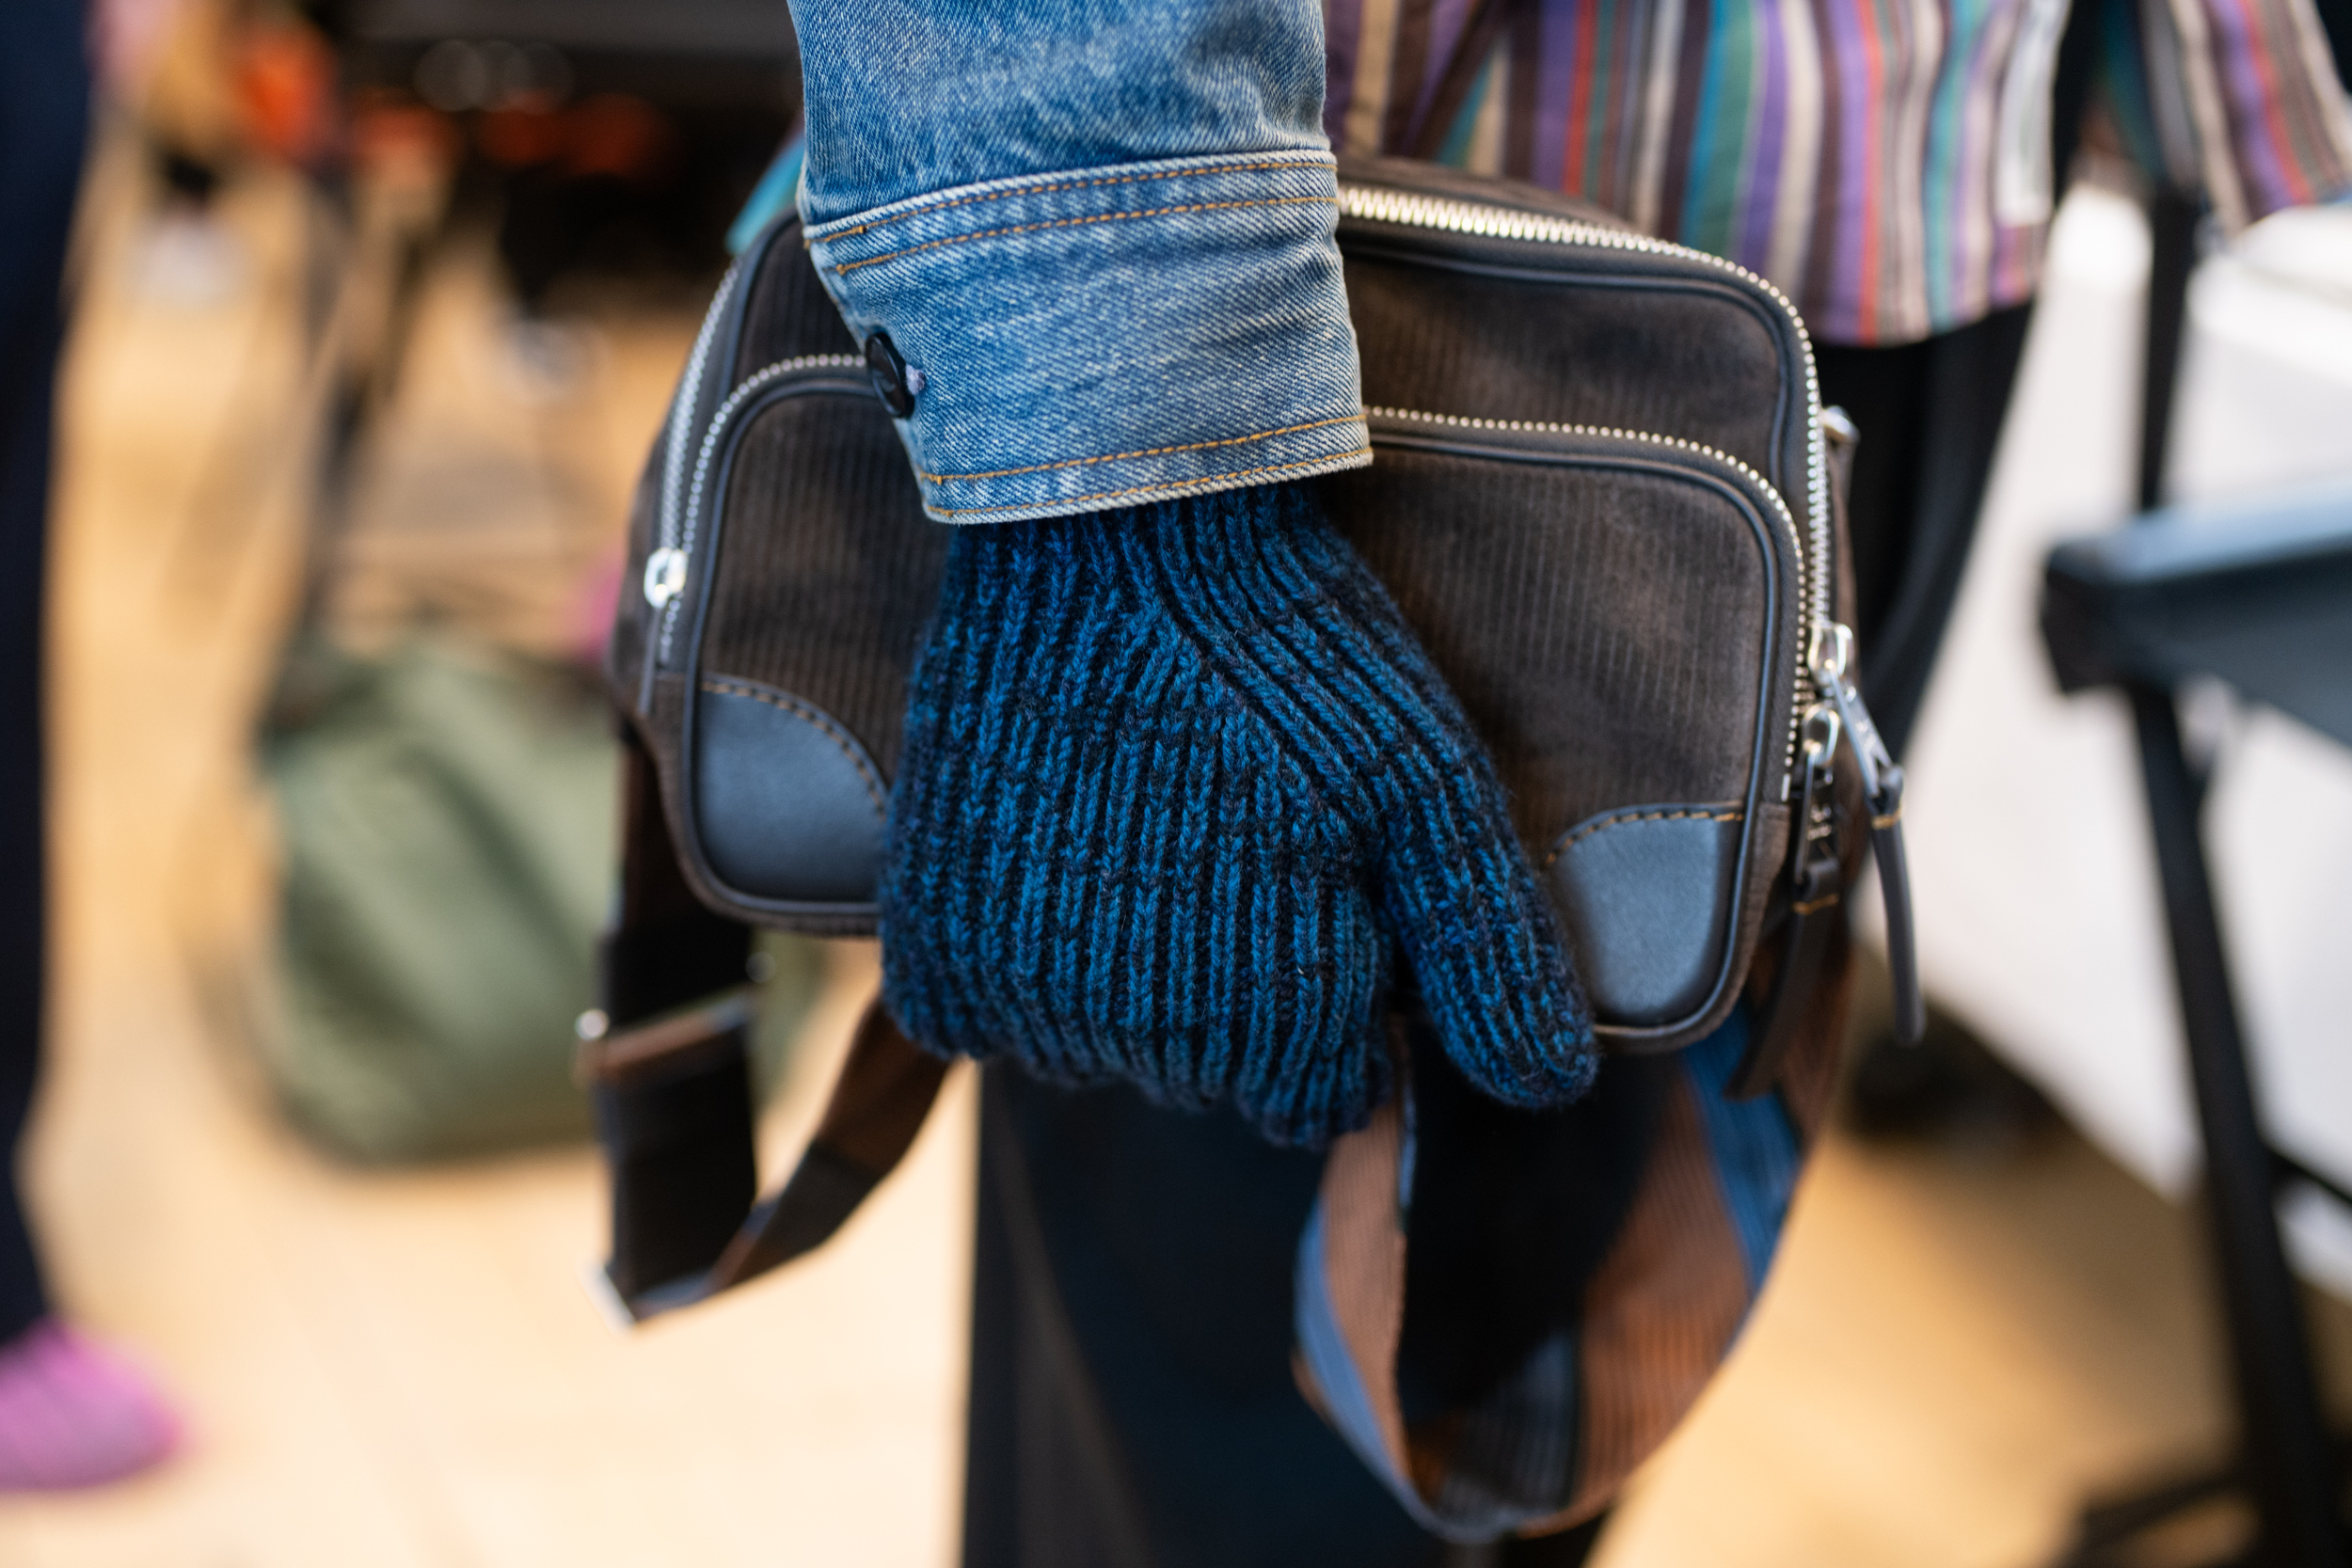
left=589, top=717, right=947, bottom=1324
left=1866, top=771, right=1923, bottom=1044
left=602, top=723, right=752, bottom=1023
left=584, top=994, right=947, bottom=1323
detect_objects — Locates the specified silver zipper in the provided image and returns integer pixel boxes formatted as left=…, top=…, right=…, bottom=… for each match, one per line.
left=1339, top=182, right=1832, bottom=781
left=647, top=353, right=864, bottom=663
left=651, top=256, right=745, bottom=578
left=1366, top=404, right=1798, bottom=536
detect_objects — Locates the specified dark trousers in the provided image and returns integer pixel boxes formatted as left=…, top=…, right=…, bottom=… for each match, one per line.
left=0, top=0, right=92, bottom=1345
left=964, top=1065, right=1436, bottom=1568
left=1819, top=304, right=2035, bottom=763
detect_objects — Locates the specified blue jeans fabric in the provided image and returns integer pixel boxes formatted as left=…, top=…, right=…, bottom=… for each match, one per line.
left=786, top=0, right=1368, bottom=523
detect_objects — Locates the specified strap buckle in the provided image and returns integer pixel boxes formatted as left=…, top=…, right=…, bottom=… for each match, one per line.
left=573, top=987, right=759, bottom=1089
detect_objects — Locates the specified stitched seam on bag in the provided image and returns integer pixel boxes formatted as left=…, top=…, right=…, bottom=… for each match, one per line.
left=700, top=678, right=887, bottom=820
left=916, top=415, right=1364, bottom=484
left=923, top=450, right=1372, bottom=516
left=819, top=158, right=1327, bottom=240
left=1540, top=808, right=1744, bottom=869
left=830, top=197, right=1338, bottom=275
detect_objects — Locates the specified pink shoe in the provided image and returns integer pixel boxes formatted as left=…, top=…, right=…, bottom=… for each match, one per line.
left=0, top=1320, right=183, bottom=1492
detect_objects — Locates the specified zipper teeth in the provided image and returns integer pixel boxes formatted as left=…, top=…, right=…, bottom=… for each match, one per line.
left=659, top=258, right=744, bottom=557
left=656, top=353, right=865, bottom=661
left=1341, top=183, right=1830, bottom=775
left=1364, top=404, right=1800, bottom=537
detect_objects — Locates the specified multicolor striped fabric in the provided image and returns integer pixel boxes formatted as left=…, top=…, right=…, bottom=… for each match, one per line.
left=1326, top=0, right=2352, bottom=343
left=1295, top=965, right=1848, bottom=1538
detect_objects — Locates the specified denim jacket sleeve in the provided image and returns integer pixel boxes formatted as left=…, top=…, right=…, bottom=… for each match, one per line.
left=786, top=0, right=1370, bottom=523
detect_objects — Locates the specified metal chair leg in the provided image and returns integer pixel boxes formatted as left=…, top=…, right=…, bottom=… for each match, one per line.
left=2128, top=685, right=2345, bottom=1568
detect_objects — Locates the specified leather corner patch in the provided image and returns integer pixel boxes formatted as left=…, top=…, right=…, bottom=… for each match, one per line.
left=1544, top=805, right=1743, bottom=1029
left=691, top=677, right=889, bottom=905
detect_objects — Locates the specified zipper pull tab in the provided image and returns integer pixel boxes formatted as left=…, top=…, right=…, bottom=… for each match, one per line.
left=1808, top=621, right=1924, bottom=1044
left=643, top=547, right=689, bottom=610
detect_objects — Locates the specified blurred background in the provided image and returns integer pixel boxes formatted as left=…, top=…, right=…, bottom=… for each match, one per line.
left=3, top=0, right=2349, bottom=1563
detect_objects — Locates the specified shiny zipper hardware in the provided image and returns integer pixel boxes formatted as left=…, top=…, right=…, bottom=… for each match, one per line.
left=1339, top=182, right=1832, bottom=778
left=649, top=255, right=746, bottom=592
left=1731, top=704, right=1845, bottom=1095
left=633, top=247, right=749, bottom=716
left=1808, top=622, right=1925, bottom=1043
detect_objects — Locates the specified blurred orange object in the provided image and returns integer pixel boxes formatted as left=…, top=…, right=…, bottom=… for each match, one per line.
left=235, top=13, right=338, bottom=167
left=559, top=95, right=674, bottom=182
left=475, top=103, right=570, bottom=169
left=475, top=93, right=675, bottom=182
left=349, top=92, right=461, bottom=177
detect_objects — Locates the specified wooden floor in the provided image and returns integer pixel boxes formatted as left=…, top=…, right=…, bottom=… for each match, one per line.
left=5, top=145, right=2344, bottom=1565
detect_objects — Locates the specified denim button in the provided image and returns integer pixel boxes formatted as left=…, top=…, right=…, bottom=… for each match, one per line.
left=865, top=331, right=916, bottom=418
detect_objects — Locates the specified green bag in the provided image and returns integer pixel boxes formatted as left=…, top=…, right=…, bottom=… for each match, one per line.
left=258, top=635, right=818, bottom=1162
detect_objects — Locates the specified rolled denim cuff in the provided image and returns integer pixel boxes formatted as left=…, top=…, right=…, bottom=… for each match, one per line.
left=805, top=149, right=1369, bottom=523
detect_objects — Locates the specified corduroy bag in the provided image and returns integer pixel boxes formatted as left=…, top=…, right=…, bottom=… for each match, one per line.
left=580, top=155, right=1915, bottom=1531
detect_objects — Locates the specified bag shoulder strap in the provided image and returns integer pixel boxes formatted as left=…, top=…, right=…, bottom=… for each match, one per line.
left=582, top=720, right=947, bottom=1324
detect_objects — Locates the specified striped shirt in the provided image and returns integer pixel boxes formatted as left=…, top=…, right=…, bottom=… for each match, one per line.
left=1326, top=0, right=2352, bottom=343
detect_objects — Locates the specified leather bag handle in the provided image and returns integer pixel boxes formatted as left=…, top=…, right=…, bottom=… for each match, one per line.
left=583, top=721, right=947, bottom=1324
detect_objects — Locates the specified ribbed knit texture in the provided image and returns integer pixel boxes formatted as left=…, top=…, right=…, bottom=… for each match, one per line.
left=880, top=482, right=1596, bottom=1146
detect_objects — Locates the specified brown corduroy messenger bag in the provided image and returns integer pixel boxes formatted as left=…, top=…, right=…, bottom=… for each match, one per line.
left=579, top=155, right=1917, bottom=1533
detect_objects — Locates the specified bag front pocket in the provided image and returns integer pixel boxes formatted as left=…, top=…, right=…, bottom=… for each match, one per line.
left=676, top=370, right=944, bottom=927
left=1328, top=413, right=1805, bottom=1049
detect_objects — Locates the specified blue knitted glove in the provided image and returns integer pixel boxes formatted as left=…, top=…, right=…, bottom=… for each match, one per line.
left=879, top=482, right=1596, bottom=1145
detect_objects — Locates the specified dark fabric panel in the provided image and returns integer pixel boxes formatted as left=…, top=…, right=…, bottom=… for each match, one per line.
left=593, top=1040, right=756, bottom=1301
left=1396, top=1031, right=1673, bottom=1425
left=701, top=393, right=945, bottom=779
left=1816, top=303, right=2032, bottom=761
left=2311, top=0, right=2351, bottom=90
left=1344, top=256, right=1792, bottom=493
left=1334, top=448, right=1772, bottom=844
left=728, top=222, right=860, bottom=380
left=964, top=1070, right=1157, bottom=1568
left=966, top=1066, right=1448, bottom=1568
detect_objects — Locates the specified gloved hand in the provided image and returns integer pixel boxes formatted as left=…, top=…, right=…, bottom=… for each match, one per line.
left=879, top=481, right=1595, bottom=1146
